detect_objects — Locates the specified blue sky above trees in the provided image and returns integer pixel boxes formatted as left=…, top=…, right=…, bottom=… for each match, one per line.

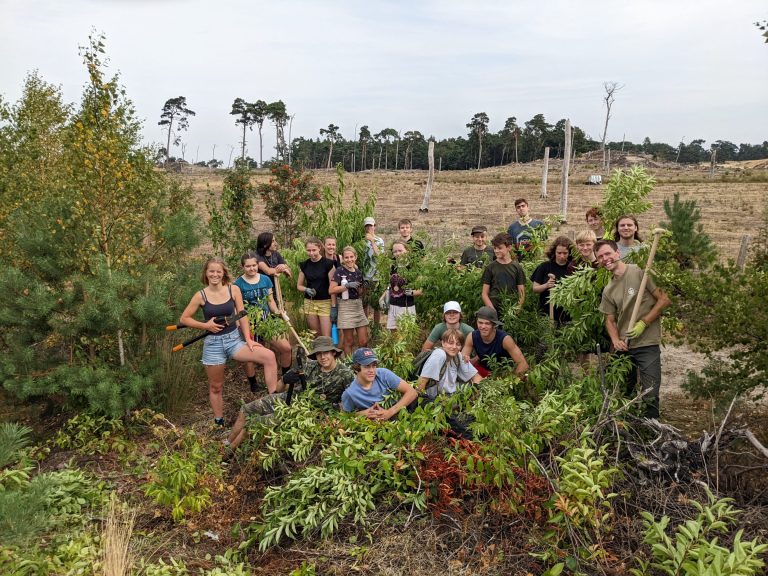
left=1, top=0, right=766, bottom=162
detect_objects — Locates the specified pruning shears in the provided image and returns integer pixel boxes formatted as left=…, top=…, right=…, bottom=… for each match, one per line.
left=167, top=310, right=248, bottom=352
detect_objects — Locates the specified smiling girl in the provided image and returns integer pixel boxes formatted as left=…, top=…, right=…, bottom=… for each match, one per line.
left=180, top=257, right=279, bottom=426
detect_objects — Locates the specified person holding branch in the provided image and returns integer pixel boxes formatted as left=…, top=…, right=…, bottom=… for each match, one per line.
left=234, top=251, right=292, bottom=393
left=595, top=235, right=671, bottom=417
left=180, top=257, right=279, bottom=427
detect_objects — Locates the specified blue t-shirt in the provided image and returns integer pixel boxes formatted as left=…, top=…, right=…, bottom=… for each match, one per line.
left=234, top=274, right=273, bottom=319
left=341, top=367, right=402, bottom=412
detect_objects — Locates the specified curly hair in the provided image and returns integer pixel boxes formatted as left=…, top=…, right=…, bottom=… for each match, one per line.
left=545, top=236, right=573, bottom=262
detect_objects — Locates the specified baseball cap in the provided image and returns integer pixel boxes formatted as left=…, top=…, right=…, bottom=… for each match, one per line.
left=363, top=217, right=376, bottom=226
left=475, top=306, right=502, bottom=327
left=470, top=226, right=487, bottom=236
left=352, top=347, right=379, bottom=366
left=443, top=301, right=462, bottom=314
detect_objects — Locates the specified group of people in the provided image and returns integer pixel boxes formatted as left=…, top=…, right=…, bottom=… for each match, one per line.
left=180, top=198, right=670, bottom=437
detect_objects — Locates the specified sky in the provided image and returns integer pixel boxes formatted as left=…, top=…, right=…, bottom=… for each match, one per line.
left=1, top=0, right=766, bottom=163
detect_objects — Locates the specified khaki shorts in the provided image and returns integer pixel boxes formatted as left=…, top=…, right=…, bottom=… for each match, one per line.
left=337, top=298, right=369, bottom=329
left=302, top=298, right=331, bottom=317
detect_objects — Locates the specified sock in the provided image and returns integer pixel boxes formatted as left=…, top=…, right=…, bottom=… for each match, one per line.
left=248, top=375, right=257, bottom=393
left=214, top=417, right=225, bottom=427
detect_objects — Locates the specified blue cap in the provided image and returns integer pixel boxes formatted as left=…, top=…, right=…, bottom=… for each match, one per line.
left=352, top=347, right=378, bottom=366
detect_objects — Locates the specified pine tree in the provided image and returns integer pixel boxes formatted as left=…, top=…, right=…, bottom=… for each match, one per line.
left=0, top=33, right=199, bottom=415
left=659, top=192, right=717, bottom=269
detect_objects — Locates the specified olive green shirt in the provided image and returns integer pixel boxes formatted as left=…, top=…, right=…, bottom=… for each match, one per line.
left=599, top=264, right=661, bottom=349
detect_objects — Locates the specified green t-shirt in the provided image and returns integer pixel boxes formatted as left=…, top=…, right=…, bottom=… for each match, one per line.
left=599, top=264, right=661, bottom=348
left=482, top=260, right=525, bottom=308
left=426, top=322, right=474, bottom=344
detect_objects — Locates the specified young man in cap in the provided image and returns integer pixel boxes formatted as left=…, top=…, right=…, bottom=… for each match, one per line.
left=460, top=225, right=495, bottom=268
left=226, top=336, right=353, bottom=450
left=421, top=301, right=474, bottom=352
left=461, top=306, right=529, bottom=378
left=595, top=239, right=671, bottom=417
left=341, top=348, right=418, bottom=420
left=507, top=198, right=546, bottom=261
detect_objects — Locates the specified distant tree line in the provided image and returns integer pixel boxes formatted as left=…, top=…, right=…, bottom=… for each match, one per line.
left=159, top=96, right=768, bottom=170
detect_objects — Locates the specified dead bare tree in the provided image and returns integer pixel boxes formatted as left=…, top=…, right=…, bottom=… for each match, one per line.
left=600, top=81, right=623, bottom=169
left=540, top=147, right=550, bottom=199
left=420, top=140, right=435, bottom=212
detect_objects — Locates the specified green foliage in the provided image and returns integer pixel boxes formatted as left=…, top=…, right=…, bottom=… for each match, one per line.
left=659, top=192, right=717, bottom=269
left=244, top=394, right=447, bottom=550
left=374, top=313, right=422, bottom=377
left=206, top=164, right=256, bottom=266
left=0, top=34, right=199, bottom=415
left=549, top=265, right=611, bottom=354
left=290, top=562, right=317, bottom=576
left=257, top=163, right=320, bottom=247
left=247, top=304, right=289, bottom=342
left=406, top=247, right=485, bottom=329
left=296, top=165, right=376, bottom=268
left=551, top=433, right=619, bottom=535
left=51, top=412, right=131, bottom=455
left=1, top=527, right=103, bottom=575
left=599, top=166, right=654, bottom=238
left=750, top=204, right=768, bottom=272
left=631, top=492, right=768, bottom=576
left=143, top=430, right=222, bottom=523
left=0, top=466, right=105, bottom=548
left=0, top=423, right=32, bottom=469
left=664, top=261, right=768, bottom=400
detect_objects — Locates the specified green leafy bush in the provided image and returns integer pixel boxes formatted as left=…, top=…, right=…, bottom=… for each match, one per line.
left=631, top=492, right=768, bottom=576
left=143, top=430, right=223, bottom=523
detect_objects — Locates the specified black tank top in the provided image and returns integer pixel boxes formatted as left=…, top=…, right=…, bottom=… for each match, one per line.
left=472, top=329, right=510, bottom=370
left=200, top=286, right=238, bottom=335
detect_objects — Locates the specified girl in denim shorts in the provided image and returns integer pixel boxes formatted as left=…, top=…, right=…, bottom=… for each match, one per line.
left=180, top=257, right=279, bottom=427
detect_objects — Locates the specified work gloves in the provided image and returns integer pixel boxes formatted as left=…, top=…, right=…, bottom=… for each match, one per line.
left=345, top=281, right=360, bottom=290
left=304, top=287, right=316, bottom=298
left=330, top=306, right=338, bottom=323
left=628, top=320, right=647, bottom=339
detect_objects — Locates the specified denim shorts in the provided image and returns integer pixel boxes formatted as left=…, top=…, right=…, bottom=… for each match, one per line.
left=201, top=329, right=246, bottom=366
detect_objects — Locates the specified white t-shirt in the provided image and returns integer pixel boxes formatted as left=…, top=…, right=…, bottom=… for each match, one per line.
left=420, top=348, right=478, bottom=399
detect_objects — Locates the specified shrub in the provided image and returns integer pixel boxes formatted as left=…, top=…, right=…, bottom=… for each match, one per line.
left=258, top=163, right=320, bottom=247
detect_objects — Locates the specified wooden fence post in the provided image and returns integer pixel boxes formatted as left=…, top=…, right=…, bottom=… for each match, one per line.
left=420, top=140, right=435, bottom=213
left=560, top=120, right=571, bottom=222
left=540, top=147, right=550, bottom=199
left=736, top=234, right=750, bottom=271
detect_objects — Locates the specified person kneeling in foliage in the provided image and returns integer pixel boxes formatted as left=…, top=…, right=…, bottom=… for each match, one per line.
left=226, top=336, right=353, bottom=450
left=341, top=348, right=418, bottom=420
left=462, top=306, right=529, bottom=379
left=417, top=329, right=483, bottom=399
